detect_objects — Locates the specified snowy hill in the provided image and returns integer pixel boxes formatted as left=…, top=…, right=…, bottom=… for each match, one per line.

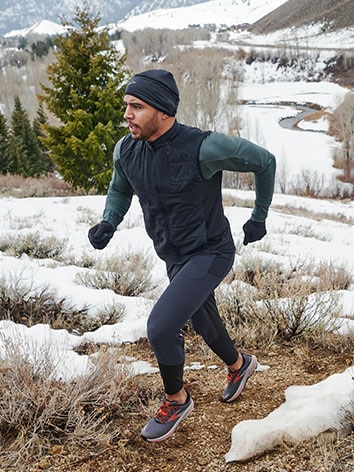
left=0, top=0, right=276, bottom=36
left=3, top=20, right=68, bottom=39
left=112, top=0, right=289, bottom=32
left=2, top=0, right=288, bottom=38
left=4, top=0, right=354, bottom=52
left=251, top=0, right=354, bottom=34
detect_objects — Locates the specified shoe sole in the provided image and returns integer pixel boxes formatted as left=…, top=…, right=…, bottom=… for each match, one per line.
left=223, top=355, right=257, bottom=403
left=142, top=399, right=194, bottom=443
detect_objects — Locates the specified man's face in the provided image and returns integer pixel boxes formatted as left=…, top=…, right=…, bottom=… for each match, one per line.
left=123, top=95, right=163, bottom=142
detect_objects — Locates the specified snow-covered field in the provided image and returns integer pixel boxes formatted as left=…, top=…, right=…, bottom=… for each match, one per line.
left=1, top=78, right=353, bottom=460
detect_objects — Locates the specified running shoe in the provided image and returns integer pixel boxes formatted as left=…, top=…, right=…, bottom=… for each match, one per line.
left=222, top=353, right=257, bottom=402
left=141, top=392, right=194, bottom=442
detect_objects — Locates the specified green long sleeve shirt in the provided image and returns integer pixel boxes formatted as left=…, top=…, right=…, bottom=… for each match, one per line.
left=103, top=130, right=276, bottom=229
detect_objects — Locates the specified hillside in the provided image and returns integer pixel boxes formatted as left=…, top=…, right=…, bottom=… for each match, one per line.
left=250, top=0, right=354, bottom=34
left=0, top=0, right=207, bottom=36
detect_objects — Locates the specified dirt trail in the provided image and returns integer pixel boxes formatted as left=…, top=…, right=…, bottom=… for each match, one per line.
left=31, top=339, right=353, bottom=472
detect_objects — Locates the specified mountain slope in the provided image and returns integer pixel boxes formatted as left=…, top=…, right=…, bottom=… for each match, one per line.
left=0, top=0, right=206, bottom=36
left=250, top=0, right=354, bottom=34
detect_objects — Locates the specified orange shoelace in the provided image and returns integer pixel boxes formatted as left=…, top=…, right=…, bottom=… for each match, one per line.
left=155, top=400, right=180, bottom=424
left=227, top=368, right=242, bottom=385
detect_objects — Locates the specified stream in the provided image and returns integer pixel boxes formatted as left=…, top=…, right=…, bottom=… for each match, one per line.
left=278, top=105, right=325, bottom=133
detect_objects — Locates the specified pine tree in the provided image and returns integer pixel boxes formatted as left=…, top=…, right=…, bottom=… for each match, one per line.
left=0, top=111, right=11, bottom=173
left=9, top=97, right=28, bottom=176
left=33, top=102, right=54, bottom=173
left=40, top=5, right=129, bottom=192
left=7, top=134, right=24, bottom=175
left=11, top=96, right=47, bottom=177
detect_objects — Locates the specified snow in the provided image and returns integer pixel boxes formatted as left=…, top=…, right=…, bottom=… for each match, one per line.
left=1, top=0, right=354, bottom=462
left=5, top=0, right=354, bottom=51
left=113, top=0, right=289, bottom=32
left=225, top=366, right=354, bottom=462
left=229, top=22, right=354, bottom=50
left=3, top=19, right=68, bottom=38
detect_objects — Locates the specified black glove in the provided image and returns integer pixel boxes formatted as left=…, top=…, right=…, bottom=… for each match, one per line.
left=242, top=219, right=266, bottom=246
left=88, top=221, right=114, bottom=250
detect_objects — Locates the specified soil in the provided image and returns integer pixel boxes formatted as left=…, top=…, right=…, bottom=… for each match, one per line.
left=29, top=337, right=353, bottom=472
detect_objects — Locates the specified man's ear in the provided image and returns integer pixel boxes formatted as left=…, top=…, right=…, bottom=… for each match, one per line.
left=160, top=112, right=174, bottom=122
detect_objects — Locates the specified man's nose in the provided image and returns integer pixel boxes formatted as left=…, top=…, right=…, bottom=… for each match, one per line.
left=124, top=107, right=132, bottom=119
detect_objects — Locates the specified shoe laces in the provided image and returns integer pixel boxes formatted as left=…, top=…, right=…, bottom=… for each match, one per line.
left=227, top=365, right=244, bottom=385
left=155, top=400, right=180, bottom=424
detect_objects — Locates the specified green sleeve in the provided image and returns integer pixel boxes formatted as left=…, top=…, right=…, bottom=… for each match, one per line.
left=102, top=138, right=134, bottom=229
left=199, top=132, right=276, bottom=221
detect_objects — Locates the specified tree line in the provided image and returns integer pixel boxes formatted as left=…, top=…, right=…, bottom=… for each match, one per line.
left=0, top=6, right=128, bottom=193
left=0, top=98, right=52, bottom=177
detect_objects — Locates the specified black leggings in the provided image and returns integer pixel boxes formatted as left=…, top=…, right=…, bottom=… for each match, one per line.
left=146, top=253, right=239, bottom=395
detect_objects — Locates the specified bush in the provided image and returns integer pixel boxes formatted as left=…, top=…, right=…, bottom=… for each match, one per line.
left=0, top=273, right=122, bottom=334
left=75, top=250, right=157, bottom=297
left=217, top=256, right=352, bottom=348
left=0, top=343, right=141, bottom=469
left=0, top=173, right=85, bottom=198
left=0, top=231, right=67, bottom=259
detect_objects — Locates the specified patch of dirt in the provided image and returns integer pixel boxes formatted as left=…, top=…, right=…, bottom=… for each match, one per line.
left=30, top=338, right=353, bottom=472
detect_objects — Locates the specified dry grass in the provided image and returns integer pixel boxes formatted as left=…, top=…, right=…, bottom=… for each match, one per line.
left=27, top=338, right=353, bottom=472
left=0, top=174, right=353, bottom=471
left=271, top=203, right=354, bottom=225
left=0, top=174, right=87, bottom=198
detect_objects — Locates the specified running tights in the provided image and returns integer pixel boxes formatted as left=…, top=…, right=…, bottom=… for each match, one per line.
left=146, top=253, right=239, bottom=395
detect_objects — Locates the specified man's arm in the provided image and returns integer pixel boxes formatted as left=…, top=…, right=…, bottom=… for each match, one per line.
left=199, top=132, right=276, bottom=222
left=102, top=138, right=134, bottom=229
left=88, top=138, right=134, bottom=250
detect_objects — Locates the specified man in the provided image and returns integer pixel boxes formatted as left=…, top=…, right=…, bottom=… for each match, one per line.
left=88, top=69, right=276, bottom=443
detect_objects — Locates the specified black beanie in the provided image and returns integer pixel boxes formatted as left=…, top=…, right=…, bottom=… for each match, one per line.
left=125, top=69, right=180, bottom=116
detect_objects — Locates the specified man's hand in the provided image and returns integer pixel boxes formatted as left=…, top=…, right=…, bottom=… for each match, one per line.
left=88, top=221, right=114, bottom=250
left=242, top=219, right=266, bottom=246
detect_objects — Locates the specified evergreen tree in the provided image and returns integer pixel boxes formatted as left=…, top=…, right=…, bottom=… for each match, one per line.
left=9, top=97, right=28, bottom=176
left=40, top=5, right=129, bottom=192
left=7, top=134, right=24, bottom=175
left=11, top=96, right=46, bottom=177
left=0, top=111, right=11, bottom=173
left=33, top=102, right=54, bottom=172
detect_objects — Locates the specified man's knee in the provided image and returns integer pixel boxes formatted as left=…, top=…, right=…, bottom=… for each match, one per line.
left=147, top=315, right=166, bottom=347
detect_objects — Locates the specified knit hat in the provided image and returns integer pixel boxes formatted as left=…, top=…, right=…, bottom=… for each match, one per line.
left=125, top=69, right=180, bottom=116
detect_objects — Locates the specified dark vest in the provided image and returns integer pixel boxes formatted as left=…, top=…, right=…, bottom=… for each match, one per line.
left=119, top=121, right=235, bottom=263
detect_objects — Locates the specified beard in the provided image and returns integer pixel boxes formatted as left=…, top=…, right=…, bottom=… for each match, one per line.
left=128, top=110, right=160, bottom=142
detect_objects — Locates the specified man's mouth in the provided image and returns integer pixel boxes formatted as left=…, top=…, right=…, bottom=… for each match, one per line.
left=128, top=122, right=139, bottom=134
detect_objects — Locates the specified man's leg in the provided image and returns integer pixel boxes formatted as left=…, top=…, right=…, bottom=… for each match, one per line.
left=141, top=254, right=233, bottom=442
left=147, top=254, right=234, bottom=391
left=191, top=292, right=239, bottom=366
left=191, top=292, right=258, bottom=402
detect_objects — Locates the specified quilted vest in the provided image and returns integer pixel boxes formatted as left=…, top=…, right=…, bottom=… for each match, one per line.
left=119, top=121, right=235, bottom=263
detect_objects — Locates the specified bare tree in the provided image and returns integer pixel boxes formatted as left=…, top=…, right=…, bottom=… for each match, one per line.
left=167, top=48, right=242, bottom=132
left=330, top=92, right=354, bottom=183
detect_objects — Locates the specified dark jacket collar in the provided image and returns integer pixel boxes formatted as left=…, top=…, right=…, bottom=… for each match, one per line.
left=147, top=120, right=180, bottom=149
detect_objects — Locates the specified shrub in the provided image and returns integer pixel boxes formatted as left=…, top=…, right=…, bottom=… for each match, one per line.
left=0, top=173, right=85, bottom=198
left=0, top=273, right=121, bottom=334
left=217, top=256, right=351, bottom=347
left=75, top=249, right=157, bottom=297
left=0, top=343, right=141, bottom=469
left=0, top=231, right=67, bottom=259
